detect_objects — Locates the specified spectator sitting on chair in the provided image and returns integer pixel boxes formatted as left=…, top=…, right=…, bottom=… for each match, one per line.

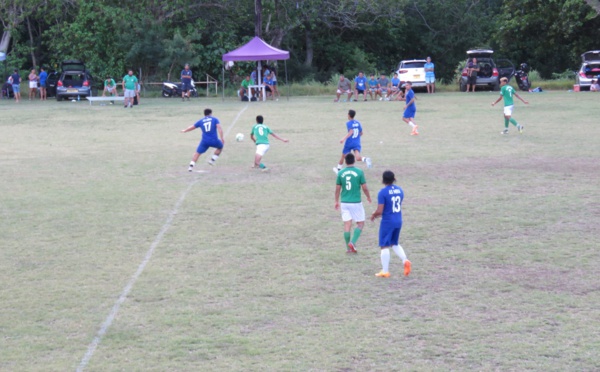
left=263, top=73, right=275, bottom=100
left=377, top=73, right=390, bottom=101
left=240, top=75, right=255, bottom=99
left=590, top=79, right=600, bottom=92
left=102, top=75, right=118, bottom=97
left=335, top=74, right=353, bottom=102
left=368, top=74, right=380, bottom=100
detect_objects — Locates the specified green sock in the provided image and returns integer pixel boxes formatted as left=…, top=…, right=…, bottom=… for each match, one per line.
left=344, top=232, right=351, bottom=247
left=351, top=228, right=362, bottom=244
left=509, top=118, right=519, bottom=127
left=504, top=118, right=509, bottom=128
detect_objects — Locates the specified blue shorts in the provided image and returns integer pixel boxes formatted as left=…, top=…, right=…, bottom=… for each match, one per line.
left=181, top=82, right=191, bottom=92
left=425, top=76, right=435, bottom=84
left=272, top=81, right=277, bottom=86
left=342, top=144, right=361, bottom=154
left=12, top=84, right=20, bottom=93
left=403, top=107, right=416, bottom=119
left=379, top=220, right=402, bottom=247
left=197, top=138, right=223, bottom=154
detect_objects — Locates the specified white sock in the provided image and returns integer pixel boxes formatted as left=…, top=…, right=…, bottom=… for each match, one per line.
left=408, top=121, right=415, bottom=128
left=211, top=154, right=219, bottom=162
left=392, top=245, right=407, bottom=263
left=189, top=161, right=195, bottom=166
left=380, top=248, right=390, bottom=273
left=361, top=157, right=366, bottom=162
left=337, top=164, right=342, bottom=169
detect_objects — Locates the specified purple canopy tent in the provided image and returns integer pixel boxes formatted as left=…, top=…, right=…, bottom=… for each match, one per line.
left=222, top=36, right=290, bottom=100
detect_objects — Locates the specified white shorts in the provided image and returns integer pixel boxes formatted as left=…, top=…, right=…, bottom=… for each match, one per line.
left=104, top=86, right=116, bottom=92
left=255, top=144, right=270, bottom=156
left=340, top=202, right=365, bottom=222
left=337, top=89, right=352, bottom=94
left=29, top=81, right=37, bottom=89
left=124, top=89, right=135, bottom=98
left=503, top=105, right=514, bottom=116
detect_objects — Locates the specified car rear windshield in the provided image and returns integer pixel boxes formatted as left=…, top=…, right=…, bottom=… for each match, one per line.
left=61, top=73, right=86, bottom=86
left=401, top=62, right=425, bottom=68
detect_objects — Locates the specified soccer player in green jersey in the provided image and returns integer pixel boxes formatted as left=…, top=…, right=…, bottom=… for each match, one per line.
left=492, top=77, right=528, bottom=134
left=335, top=153, right=372, bottom=253
left=250, top=115, right=289, bottom=170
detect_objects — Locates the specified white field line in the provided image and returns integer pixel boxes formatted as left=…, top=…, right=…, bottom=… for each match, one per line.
left=76, top=104, right=248, bottom=371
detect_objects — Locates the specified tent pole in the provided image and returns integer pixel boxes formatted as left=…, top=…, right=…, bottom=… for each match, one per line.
left=285, top=60, right=289, bottom=101
left=222, top=63, right=225, bottom=102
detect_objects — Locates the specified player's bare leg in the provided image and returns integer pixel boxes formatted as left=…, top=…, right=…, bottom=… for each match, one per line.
left=352, top=149, right=371, bottom=168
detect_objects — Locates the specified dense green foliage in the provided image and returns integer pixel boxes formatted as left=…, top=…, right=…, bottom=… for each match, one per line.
left=1, top=0, right=599, bottom=84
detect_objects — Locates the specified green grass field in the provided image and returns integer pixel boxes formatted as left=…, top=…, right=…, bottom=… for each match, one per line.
left=1, top=91, right=599, bottom=371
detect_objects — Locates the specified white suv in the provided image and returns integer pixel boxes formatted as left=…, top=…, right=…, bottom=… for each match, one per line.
left=395, top=59, right=427, bottom=88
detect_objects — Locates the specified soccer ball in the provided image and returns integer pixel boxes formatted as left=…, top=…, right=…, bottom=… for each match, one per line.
left=235, top=133, right=244, bottom=142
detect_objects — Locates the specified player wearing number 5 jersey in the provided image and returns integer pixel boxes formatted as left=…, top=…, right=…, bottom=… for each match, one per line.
left=335, top=153, right=372, bottom=254
left=370, top=170, right=411, bottom=278
left=250, top=115, right=289, bottom=170
left=181, top=108, right=225, bottom=171
left=334, top=110, right=372, bottom=174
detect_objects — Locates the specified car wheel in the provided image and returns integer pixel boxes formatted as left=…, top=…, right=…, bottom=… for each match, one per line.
left=56, top=95, right=63, bottom=102
left=459, top=83, right=467, bottom=92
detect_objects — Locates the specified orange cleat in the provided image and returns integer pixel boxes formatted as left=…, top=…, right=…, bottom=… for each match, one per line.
left=375, top=271, right=390, bottom=278
left=404, top=260, right=412, bottom=276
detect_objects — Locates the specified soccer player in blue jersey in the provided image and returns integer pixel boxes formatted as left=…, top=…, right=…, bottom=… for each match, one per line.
left=370, top=170, right=411, bottom=278
left=334, top=110, right=372, bottom=174
left=354, top=71, right=368, bottom=101
left=181, top=108, right=225, bottom=171
left=402, top=81, right=418, bottom=135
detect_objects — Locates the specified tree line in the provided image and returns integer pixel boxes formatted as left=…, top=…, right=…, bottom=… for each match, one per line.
left=1, top=0, right=599, bottom=85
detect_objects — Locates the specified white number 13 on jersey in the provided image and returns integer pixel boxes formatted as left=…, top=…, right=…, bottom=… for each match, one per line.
left=392, top=196, right=401, bottom=212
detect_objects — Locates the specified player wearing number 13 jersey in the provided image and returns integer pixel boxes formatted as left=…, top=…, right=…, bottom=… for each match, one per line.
left=334, top=110, right=372, bottom=174
left=250, top=115, right=289, bottom=170
left=335, top=153, right=371, bottom=254
left=370, top=170, right=411, bottom=278
left=181, top=108, right=225, bottom=171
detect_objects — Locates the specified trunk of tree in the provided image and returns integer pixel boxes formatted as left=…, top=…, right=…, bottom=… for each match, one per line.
left=304, top=28, right=313, bottom=67
left=255, top=0, right=262, bottom=37
left=26, top=17, right=37, bottom=68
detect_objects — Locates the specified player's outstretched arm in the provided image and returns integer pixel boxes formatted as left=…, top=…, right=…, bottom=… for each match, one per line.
left=217, top=124, right=225, bottom=144
left=270, top=133, right=289, bottom=143
left=370, top=204, right=384, bottom=221
left=491, top=96, right=502, bottom=106
left=181, top=125, right=196, bottom=133
left=514, top=92, right=529, bottom=104
left=340, top=130, right=353, bottom=143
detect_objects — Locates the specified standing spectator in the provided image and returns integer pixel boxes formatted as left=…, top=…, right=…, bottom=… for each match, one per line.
left=466, top=57, right=479, bottom=93
left=492, top=77, right=528, bottom=135
left=239, top=75, right=255, bottom=99
left=334, top=74, right=353, bottom=102
left=102, top=75, right=118, bottom=98
left=122, top=69, right=138, bottom=108
left=28, top=68, right=38, bottom=100
left=38, top=67, right=48, bottom=101
left=368, top=74, right=380, bottom=100
left=354, top=71, right=368, bottom=101
left=250, top=115, right=288, bottom=170
left=424, top=56, right=435, bottom=93
left=335, top=153, right=372, bottom=253
left=370, top=170, right=412, bottom=278
left=334, top=109, right=372, bottom=173
left=8, top=69, right=21, bottom=103
left=402, top=82, right=418, bottom=135
left=377, top=73, right=390, bottom=100
left=181, top=63, right=192, bottom=101
left=135, top=80, right=141, bottom=105
left=181, top=108, right=225, bottom=171
left=270, top=68, right=280, bottom=100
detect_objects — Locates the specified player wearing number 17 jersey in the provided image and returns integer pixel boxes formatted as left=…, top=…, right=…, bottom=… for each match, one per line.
left=370, top=170, right=411, bottom=278
left=334, top=110, right=372, bottom=174
left=181, top=108, right=225, bottom=171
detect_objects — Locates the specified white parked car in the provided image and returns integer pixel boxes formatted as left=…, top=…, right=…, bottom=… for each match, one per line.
left=395, top=59, right=427, bottom=88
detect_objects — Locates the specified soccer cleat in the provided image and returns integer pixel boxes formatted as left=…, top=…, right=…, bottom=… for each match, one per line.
left=375, top=271, right=390, bottom=278
left=347, top=241, right=357, bottom=253
left=188, top=165, right=194, bottom=172
left=501, top=129, right=509, bottom=135
left=518, top=125, right=524, bottom=133
left=207, top=160, right=215, bottom=166
left=365, top=157, right=372, bottom=168
left=259, top=163, right=266, bottom=169
left=404, top=260, right=412, bottom=276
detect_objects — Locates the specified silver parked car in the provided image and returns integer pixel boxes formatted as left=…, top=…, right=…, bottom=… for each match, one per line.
left=576, top=50, right=600, bottom=90
left=55, top=60, right=94, bottom=101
